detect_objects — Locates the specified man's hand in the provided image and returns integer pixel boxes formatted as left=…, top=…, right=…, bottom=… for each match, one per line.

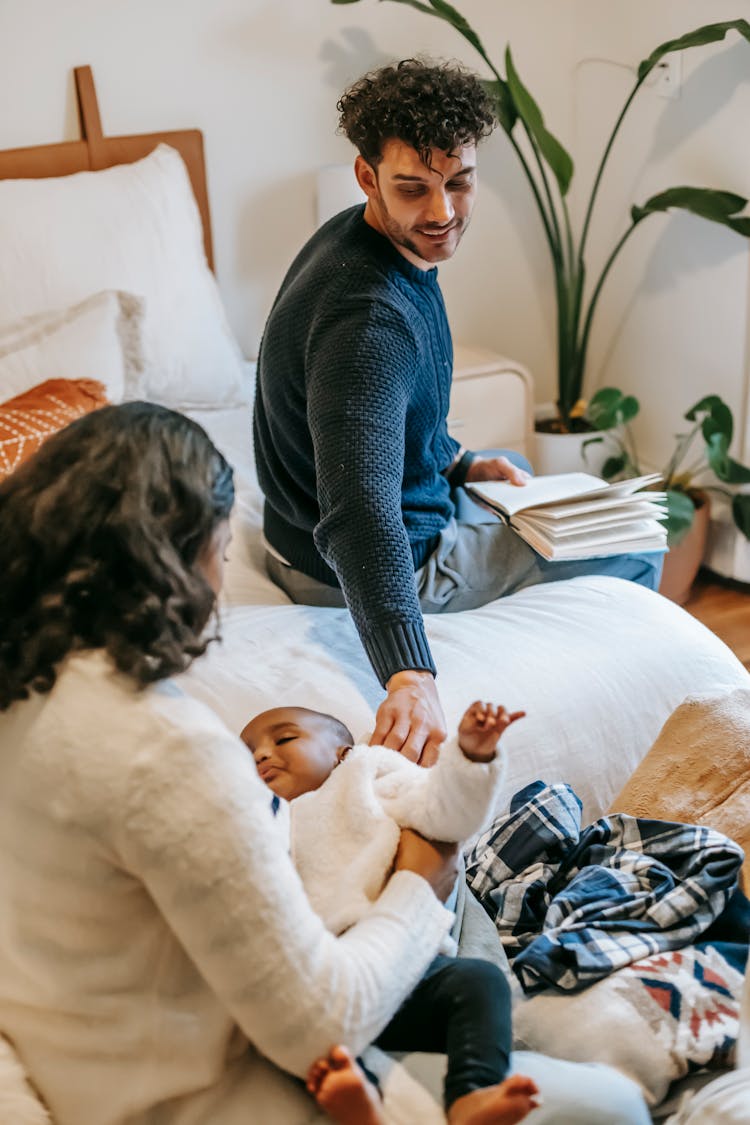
left=370, top=670, right=447, bottom=767
left=465, top=455, right=531, bottom=486
left=458, top=700, right=526, bottom=762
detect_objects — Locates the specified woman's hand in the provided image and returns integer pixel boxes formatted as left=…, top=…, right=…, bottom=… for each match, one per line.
left=394, top=828, right=459, bottom=903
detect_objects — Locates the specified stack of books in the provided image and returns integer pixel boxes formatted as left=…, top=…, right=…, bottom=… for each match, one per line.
left=466, top=472, right=668, bottom=560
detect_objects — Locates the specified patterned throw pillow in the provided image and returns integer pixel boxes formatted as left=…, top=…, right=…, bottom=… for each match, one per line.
left=0, top=378, right=108, bottom=481
left=512, top=942, right=745, bottom=1105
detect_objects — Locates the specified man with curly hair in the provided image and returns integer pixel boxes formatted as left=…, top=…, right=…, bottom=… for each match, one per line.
left=253, top=59, right=662, bottom=767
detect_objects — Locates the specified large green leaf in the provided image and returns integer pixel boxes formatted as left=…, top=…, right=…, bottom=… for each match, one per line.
left=706, top=432, right=731, bottom=479
left=632, top=187, right=750, bottom=237
left=425, top=0, right=490, bottom=60
left=368, top=0, right=492, bottom=64
left=703, top=433, right=750, bottom=484
left=481, top=78, right=517, bottom=134
left=701, top=400, right=733, bottom=446
left=685, top=394, right=725, bottom=421
left=666, top=489, right=696, bottom=546
left=587, top=387, right=640, bottom=431
left=733, top=495, right=750, bottom=540
left=683, top=395, right=750, bottom=484
left=724, top=458, right=750, bottom=486
left=504, top=47, right=573, bottom=196
left=601, top=454, right=628, bottom=480
left=716, top=447, right=750, bottom=485
left=638, top=20, right=750, bottom=82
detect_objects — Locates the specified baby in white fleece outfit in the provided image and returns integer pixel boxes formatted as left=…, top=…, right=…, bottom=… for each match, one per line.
left=241, top=701, right=539, bottom=1125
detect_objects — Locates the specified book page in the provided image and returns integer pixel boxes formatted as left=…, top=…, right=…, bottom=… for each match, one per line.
left=466, top=472, right=605, bottom=517
left=466, top=471, right=662, bottom=519
left=516, top=518, right=667, bottom=560
left=517, top=501, right=667, bottom=537
left=528, top=490, right=666, bottom=520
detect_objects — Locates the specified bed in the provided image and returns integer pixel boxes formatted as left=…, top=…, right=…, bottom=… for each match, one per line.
left=1, top=66, right=748, bottom=1123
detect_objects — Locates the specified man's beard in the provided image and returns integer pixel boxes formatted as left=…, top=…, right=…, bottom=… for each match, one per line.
left=376, top=195, right=468, bottom=264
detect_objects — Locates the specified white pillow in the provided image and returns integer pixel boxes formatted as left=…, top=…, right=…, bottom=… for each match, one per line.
left=0, top=290, right=144, bottom=404
left=0, top=145, right=247, bottom=409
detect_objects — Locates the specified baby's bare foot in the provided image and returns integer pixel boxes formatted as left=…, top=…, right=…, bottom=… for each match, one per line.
left=448, top=1074, right=541, bottom=1125
left=306, top=1045, right=385, bottom=1125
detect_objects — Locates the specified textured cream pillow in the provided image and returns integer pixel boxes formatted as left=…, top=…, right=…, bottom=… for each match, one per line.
left=610, top=689, right=750, bottom=887
left=512, top=943, right=744, bottom=1106
left=0, top=1035, right=51, bottom=1125
left=0, top=145, right=247, bottom=409
left=0, top=291, right=144, bottom=403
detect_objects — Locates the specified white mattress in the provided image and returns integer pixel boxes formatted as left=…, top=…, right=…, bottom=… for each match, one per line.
left=185, top=401, right=750, bottom=825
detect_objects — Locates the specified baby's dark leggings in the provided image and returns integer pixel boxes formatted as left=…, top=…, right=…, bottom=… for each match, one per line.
left=374, top=954, right=512, bottom=1109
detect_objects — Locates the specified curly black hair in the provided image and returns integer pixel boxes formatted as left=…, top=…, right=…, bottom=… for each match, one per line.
left=0, top=402, right=234, bottom=710
left=337, top=58, right=496, bottom=168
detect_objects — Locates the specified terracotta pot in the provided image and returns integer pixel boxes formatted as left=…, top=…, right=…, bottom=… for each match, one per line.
left=659, top=491, right=710, bottom=605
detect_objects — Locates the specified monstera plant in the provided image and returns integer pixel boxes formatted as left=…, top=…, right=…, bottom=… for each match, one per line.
left=331, top=0, right=750, bottom=432
left=587, top=387, right=750, bottom=547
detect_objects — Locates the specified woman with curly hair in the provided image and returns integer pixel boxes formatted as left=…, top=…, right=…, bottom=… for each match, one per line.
left=0, top=403, right=651, bottom=1124
left=0, top=402, right=463, bottom=1124
left=254, top=58, right=662, bottom=769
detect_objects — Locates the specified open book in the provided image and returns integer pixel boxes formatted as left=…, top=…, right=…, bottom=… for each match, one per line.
left=466, top=472, right=668, bottom=560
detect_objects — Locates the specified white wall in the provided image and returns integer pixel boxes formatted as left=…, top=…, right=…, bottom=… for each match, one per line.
left=0, top=0, right=748, bottom=467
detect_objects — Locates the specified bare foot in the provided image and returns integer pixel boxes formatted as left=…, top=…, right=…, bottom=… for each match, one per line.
left=306, top=1045, right=385, bottom=1125
left=448, top=1074, right=541, bottom=1125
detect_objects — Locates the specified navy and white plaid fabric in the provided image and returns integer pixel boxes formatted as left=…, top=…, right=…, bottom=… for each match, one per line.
left=465, top=781, right=744, bottom=995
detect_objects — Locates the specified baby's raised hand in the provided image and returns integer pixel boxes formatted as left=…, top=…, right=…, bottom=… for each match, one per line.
left=458, top=701, right=525, bottom=762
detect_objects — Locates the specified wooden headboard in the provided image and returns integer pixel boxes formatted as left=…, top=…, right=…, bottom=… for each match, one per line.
left=0, top=66, right=214, bottom=270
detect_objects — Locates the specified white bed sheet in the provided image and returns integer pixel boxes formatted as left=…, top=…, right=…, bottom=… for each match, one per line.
left=185, top=399, right=750, bottom=825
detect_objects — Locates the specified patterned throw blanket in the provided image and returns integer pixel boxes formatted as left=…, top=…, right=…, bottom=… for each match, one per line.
left=465, top=781, right=744, bottom=995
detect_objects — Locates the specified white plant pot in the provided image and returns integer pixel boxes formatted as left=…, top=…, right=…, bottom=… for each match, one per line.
left=533, top=404, right=615, bottom=477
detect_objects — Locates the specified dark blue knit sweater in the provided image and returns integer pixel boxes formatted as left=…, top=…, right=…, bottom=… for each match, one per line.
left=254, top=206, right=473, bottom=685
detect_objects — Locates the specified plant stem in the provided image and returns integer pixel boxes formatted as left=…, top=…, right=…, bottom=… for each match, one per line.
left=577, top=219, right=640, bottom=399
left=680, top=456, right=710, bottom=479
left=525, top=125, right=564, bottom=257
left=555, top=270, right=569, bottom=419
left=578, top=77, right=645, bottom=266
left=561, top=197, right=576, bottom=278
left=662, top=423, right=701, bottom=485
left=624, top=423, right=641, bottom=474
left=507, top=133, right=561, bottom=263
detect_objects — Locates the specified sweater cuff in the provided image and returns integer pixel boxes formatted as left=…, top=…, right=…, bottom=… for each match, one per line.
left=442, top=736, right=506, bottom=782
left=445, top=449, right=477, bottom=490
left=378, top=870, right=455, bottom=941
left=362, top=620, right=437, bottom=686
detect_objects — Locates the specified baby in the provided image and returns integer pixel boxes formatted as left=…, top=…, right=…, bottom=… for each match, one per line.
left=241, top=701, right=539, bottom=1125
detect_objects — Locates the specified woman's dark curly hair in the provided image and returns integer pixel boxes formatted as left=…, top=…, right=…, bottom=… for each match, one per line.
left=0, top=402, right=234, bottom=710
left=337, top=58, right=496, bottom=168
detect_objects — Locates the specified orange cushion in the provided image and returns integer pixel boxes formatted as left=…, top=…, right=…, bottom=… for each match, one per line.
left=0, top=377, right=109, bottom=480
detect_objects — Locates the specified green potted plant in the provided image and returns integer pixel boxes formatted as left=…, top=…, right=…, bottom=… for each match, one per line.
left=587, top=387, right=750, bottom=602
left=330, top=1, right=750, bottom=438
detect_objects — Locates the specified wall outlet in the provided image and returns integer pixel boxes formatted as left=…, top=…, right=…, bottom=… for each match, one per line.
left=649, top=52, right=682, bottom=99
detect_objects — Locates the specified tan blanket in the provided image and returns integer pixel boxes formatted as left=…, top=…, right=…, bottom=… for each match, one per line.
left=610, top=688, right=750, bottom=887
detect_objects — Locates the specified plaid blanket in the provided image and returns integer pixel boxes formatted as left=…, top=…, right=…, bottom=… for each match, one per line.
left=465, top=781, right=744, bottom=995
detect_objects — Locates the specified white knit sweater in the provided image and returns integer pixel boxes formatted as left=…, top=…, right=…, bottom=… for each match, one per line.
left=291, top=741, right=505, bottom=938
left=0, top=652, right=453, bottom=1125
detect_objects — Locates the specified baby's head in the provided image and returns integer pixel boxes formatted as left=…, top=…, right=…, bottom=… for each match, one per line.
left=240, top=706, right=354, bottom=801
